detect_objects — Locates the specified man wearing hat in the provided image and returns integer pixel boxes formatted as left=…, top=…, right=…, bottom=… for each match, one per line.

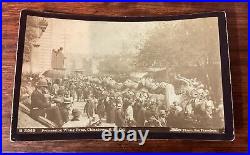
left=30, top=78, right=50, bottom=115
left=71, top=108, right=81, bottom=121
left=30, top=78, right=63, bottom=127
left=62, top=108, right=89, bottom=127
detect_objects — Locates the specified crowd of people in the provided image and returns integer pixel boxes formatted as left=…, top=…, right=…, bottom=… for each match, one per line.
left=19, top=72, right=225, bottom=129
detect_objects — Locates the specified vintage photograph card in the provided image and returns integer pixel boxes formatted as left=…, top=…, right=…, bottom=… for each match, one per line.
left=11, top=10, right=234, bottom=141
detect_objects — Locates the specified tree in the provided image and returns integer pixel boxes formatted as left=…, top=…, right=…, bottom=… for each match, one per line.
left=136, top=18, right=220, bottom=69
left=135, top=18, right=223, bottom=102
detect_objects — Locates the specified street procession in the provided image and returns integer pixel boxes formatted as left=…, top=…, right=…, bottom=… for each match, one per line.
left=16, top=16, right=225, bottom=131
left=19, top=70, right=224, bottom=129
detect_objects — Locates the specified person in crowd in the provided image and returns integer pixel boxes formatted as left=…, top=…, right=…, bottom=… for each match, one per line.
left=123, top=97, right=135, bottom=126
left=104, top=96, right=111, bottom=123
left=59, top=97, right=72, bottom=124
left=135, top=99, right=146, bottom=127
left=115, top=99, right=125, bottom=127
left=183, top=102, right=195, bottom=128
left=76, top=85, right=82, bottom=102
left=108, top=97, right=116, bottom=124
left=23, top=72, right=222, bottom=129
left=53, top=88, right=71, bottom=124
left=69, top=83, right=76, bottom=101
left=30, top=78, right=63, bottom=127
left=53, top=88, right=64, bottom=105
left=82, top=85, right=89, bottom=101
left=92, top=96, right=99, bottom=114
left=146, top=98, right=158, bottom=120
left=84, top=95, right=95, bottom=119
left=158, top=110, right=167, bottom=127
left=62, top=108, right=89, bottom=127
left=52, top=79, right=60, bottom=95
left=71, top=108, right=81, bottom=121
left=133, top=98, right=140, bottom=123
left=96, top=98, right=105, bottom=120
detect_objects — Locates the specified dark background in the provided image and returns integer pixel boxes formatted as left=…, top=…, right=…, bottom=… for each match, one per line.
left=2, top=2, right=248, bottom=152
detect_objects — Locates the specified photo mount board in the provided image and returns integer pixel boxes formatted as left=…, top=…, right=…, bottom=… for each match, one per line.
left=11, top=10, right=234, bottom=141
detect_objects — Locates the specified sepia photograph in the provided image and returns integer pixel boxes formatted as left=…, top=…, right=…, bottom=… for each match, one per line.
left=17, top=14, right=225, bottom=131
left=3, top=2, right=247, bottom=152
left=10, top=10, right=234, bottom=141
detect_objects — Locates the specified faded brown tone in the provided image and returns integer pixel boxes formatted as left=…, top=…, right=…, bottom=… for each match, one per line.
left=2, top=2, right=247, bottom=152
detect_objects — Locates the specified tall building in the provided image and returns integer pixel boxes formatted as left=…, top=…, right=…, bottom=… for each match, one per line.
left=25, top=17, right=66, bottom=73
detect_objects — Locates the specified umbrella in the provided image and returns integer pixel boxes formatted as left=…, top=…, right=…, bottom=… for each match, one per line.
left=42, top=70, right=65, bottom=79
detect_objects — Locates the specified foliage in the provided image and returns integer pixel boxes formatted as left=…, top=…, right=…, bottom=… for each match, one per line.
left=136, top=19, right=220, bottom=69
